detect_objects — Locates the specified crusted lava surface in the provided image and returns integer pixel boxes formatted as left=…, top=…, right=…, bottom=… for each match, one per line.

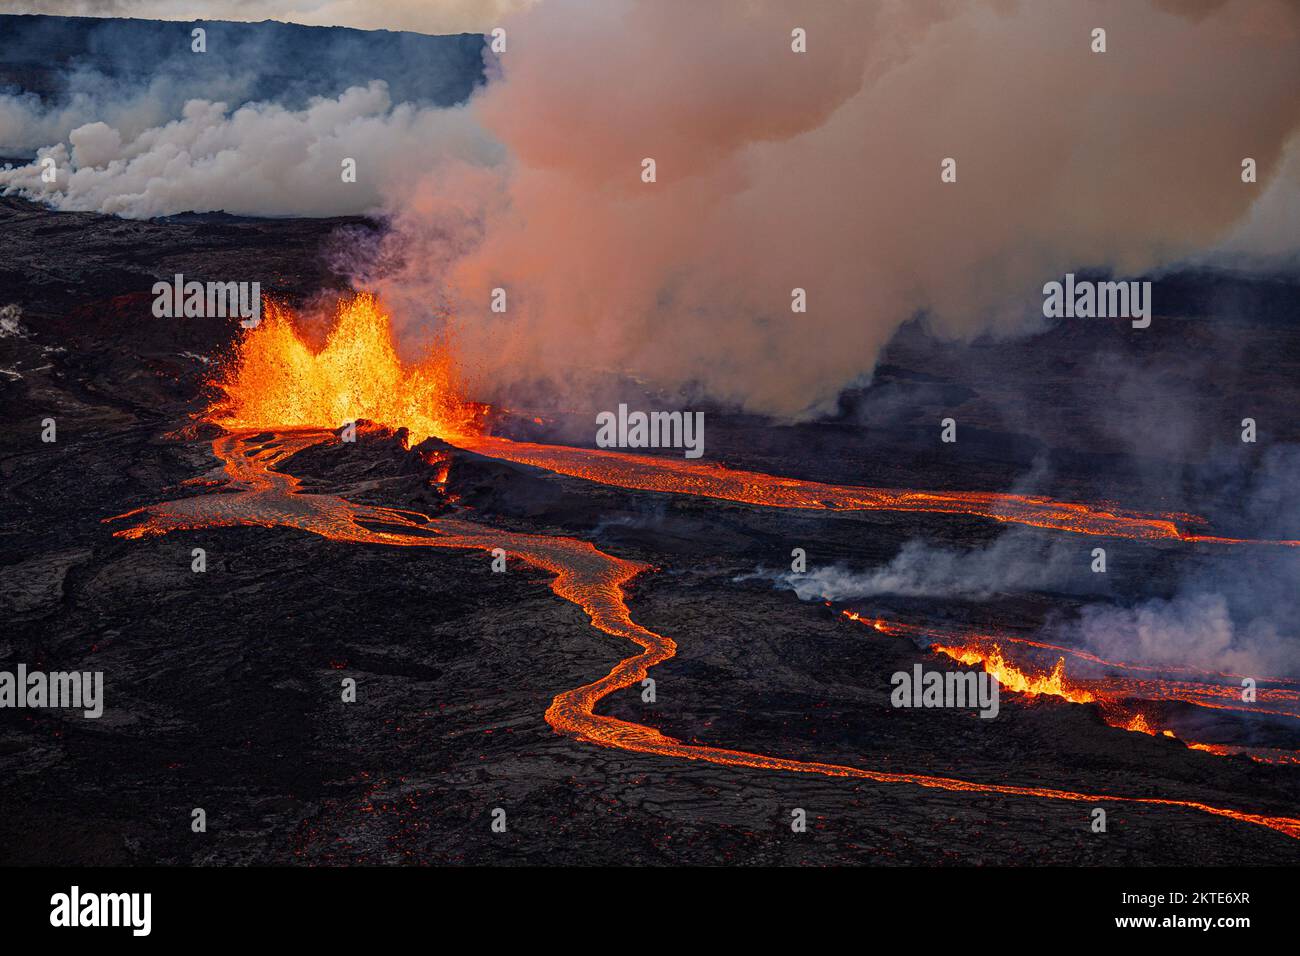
left=2, top=196, right=1299, bottom=865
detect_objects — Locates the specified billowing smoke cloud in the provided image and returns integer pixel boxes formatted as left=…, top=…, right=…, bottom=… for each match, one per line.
left=1, top=74, right=246, bottom=155
left=1213, top=136, right=1300, bottom=268
left=1056, top=445, right=1300, bottom=677
left=1067, top=591, right=1296, bottom=677
left=365, top=0, right=1300, bottom=416
left=1, top=82, right=494, bottom=217
left=0, top=13, right=486, bottom=155
left=3, top=0, right=1300, bottom=415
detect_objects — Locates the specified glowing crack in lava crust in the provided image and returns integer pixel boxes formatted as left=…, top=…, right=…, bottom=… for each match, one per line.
left=104, top=294, right=1300, bottom=843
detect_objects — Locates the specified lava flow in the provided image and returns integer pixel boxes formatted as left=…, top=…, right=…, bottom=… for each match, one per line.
left=126, top=293, right=1300, bottom=842
left=106, top=430, right=1300, bottom=842
left=210, top=295, right=1299, bottom=547
left=844, top=612, right=1300, bottom=764
left=456, top=435, right=1300, bottom=547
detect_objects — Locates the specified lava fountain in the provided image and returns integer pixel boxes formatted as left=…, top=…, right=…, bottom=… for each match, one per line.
left=209, top=294, right=483, bottom=444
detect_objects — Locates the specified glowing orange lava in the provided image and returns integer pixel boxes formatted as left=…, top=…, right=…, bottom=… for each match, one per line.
left=209, top=294, right=482, bottom=445
left=845, top=612, right=1300, bottom=764
left=209, top=296, right=1298, bottom=547
left=166, top=299, right=1300, bottom=840
left=931, top=644, right=1096, bottom=704
left=455, top=436, right=1300, bottom=546
left=104, top=431, right=1300, bottom=842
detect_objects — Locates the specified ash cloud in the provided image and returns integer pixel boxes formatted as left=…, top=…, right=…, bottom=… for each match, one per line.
left=366, top=0, right=1300, bottom=417
left=2, top=1, right=1299, bottom=416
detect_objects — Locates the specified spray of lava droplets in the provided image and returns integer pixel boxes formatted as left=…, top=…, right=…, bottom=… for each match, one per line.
left=210, top=294, right=483, bottom=445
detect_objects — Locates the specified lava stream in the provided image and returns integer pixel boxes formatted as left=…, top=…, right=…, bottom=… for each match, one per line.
left=454, top=435, right=1300, bottom=546
left=106, top=431, right=1300, bottom=842
left=210, top=295, right=1298, bottom=547
left=844, top=612, right=1300, bottom=763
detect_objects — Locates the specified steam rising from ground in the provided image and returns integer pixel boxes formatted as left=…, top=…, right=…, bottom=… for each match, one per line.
left=762, top=446, right=1300, bottom=677
left=762, top=530, right=1108, bottom=603
left=3, top=0, right=1299, bottom=414
left=1, top=83, right=494, bottom=217
left=1058, top=447, right=1300, bottom=677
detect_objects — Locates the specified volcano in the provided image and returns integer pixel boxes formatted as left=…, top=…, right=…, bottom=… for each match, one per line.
left=2, top=191, right=1299, bottom=866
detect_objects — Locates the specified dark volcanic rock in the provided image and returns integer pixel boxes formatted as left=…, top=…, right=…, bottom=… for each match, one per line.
left=1, top=200, right=1298, bottom=866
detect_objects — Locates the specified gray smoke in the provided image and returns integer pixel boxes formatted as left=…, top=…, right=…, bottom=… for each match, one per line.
left=2, top=1, right=1298, bottom=417
left=757, top=528, right=1109, bottom=602
left=1058, top=445, right=1300, bottom=677
left=757, top=443, right=1300, bottom=677
left=1, top=81, right=496, bottom=217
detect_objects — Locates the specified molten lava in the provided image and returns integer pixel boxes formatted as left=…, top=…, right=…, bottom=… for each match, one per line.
left=210, top=294, right=481, bottom=444
left=845, top=612, right=1300, bottom=764
left=932, top=644, right=1095, bottom=704
left=454, top=436, right=1300, bottom=547
left=208, top=296, right=1299, bottom=547
left=163, top=295, right=1300, bottom=842
left=103, top=431, right=1300, bottom=842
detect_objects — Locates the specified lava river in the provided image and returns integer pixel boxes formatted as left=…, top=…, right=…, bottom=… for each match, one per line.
left=845, top=614, right=1300, bottom=765
left=105, top=430, right=1300, bottom=843
left=454, top=435, right=1300, bottom=547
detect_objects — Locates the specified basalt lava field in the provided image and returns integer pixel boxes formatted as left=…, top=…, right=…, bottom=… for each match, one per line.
left=2, top=194, right=1298, bottom=865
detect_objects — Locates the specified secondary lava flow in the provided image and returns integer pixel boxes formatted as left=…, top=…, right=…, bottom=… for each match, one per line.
left=210, top=296, right=1298, bottom=547
left=106, top=431, right=1300, bottom=842
left=458, top=435, right=1300, bottom=546
left=844, top=613, right=1300, bottom=764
